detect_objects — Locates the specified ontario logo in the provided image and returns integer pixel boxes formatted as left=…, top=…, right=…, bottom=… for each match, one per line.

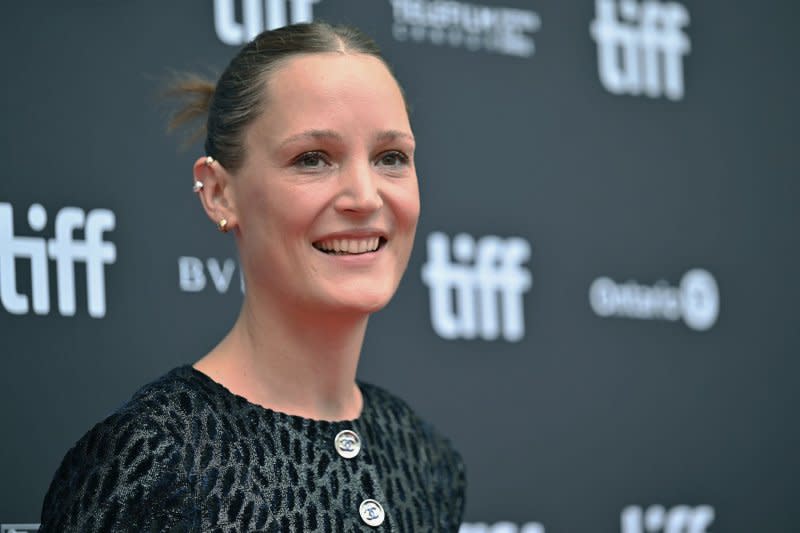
left=589, top=269, right=720, bottom=331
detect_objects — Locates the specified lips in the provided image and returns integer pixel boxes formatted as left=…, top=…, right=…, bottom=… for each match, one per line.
left=313, top=236, right=386, bottom=255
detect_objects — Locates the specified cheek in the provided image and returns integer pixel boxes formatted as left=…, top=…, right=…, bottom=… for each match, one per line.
left=234, top=177, right=271, bottom=229
left=236, top=179, right=308, bottom=236
left=390, top=180, right=421, bottom=233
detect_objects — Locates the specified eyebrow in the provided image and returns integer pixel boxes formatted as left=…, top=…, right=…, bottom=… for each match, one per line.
left=279, top=129, right=343, bottom=148
left=278, top=129, right=415, bottom=148
left=375, top=130, right=415, bottom=144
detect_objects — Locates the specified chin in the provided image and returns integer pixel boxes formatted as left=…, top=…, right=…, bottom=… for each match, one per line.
left=325, top=288, right=395, bottom=315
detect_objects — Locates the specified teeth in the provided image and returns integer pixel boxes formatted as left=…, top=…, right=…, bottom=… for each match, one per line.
left=314, top=237, right=381, bottom=254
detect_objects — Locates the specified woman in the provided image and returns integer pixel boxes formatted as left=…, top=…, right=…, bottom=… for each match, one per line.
left=39, top=21, right=465, bottom=532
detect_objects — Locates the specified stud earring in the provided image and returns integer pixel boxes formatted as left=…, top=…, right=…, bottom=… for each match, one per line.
left=205, top=156, right=214, bottom=167
left=217, top=218, right=229, bottom=233
left=192, top=181, right=204, bottom=192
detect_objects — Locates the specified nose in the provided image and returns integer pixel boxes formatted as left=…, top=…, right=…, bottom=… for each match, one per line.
left=334, top=161, right=383, bottom=215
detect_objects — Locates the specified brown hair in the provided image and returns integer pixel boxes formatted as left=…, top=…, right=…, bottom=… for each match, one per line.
left=167, top=22, right=397, bottom=172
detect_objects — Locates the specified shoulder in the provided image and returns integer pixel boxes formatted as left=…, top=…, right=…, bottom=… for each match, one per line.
left=50, top=366, right=206, bottom=479
left=360, top=380, right=467, bottom=479
left=40, top=366, right=204, bottom=532
left=360, top=381, right=455, bottom=440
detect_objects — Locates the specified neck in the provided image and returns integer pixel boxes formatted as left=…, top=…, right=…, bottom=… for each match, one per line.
left=194, top=291, right=369, bottom=421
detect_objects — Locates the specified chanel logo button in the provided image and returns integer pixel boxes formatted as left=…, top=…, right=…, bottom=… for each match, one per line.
left=359, top=498, right=385, bottom=527
left=334, top=429, right=361, bottom=459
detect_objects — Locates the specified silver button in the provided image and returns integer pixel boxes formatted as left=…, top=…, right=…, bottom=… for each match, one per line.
left=334, top=429, right=361, bottom=459
left=359, top=499, right=385, bottom=527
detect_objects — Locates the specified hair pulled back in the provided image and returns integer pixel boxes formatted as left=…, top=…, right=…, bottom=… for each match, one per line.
left=168, top=22, right=391, bottom=172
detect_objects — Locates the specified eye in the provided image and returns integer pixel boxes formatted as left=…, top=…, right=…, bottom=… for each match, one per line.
left=376, top=150, right=410, bottom=168
left=293, top=151, right=329, bottom=169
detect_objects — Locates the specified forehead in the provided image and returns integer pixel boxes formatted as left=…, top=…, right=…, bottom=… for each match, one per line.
left=252, top=52, right=411, bottom=142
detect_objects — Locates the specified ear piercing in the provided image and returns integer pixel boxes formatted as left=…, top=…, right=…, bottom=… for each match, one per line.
left=195, top=156, right=229, bottom=234
left=193, top=156, right=215, bottom=192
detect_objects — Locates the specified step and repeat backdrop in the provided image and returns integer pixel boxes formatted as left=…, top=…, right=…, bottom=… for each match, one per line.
left=1, top=1, right=797, bottom=531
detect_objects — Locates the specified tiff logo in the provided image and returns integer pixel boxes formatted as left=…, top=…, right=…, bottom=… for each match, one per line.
left=0, top=203, right=116, bottom=318
left=422, top=232, right=531, bottom=342
left=214, top=0, right=320, bottom=45
left=590, top=0, right=691, bottom=100
left=622, top=505, right=714, bottom=533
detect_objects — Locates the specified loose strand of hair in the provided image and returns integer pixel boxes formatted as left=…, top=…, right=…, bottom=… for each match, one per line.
left=163, top=72, right=216, bottom=149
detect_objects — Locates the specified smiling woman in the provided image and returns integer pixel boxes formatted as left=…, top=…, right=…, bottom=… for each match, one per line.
left=39, top=22, right=465, bottom=532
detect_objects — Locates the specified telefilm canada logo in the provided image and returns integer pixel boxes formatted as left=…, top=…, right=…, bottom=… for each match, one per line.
left=422, top=232, right=532, bottom=342
left=621, top=504, right=714, bottom=533
left=0, top=525, right=39, bottom=533
left=0, top=202, right=117, bottom=318
left=590, top=0, right=691, bottom=100
left=589, top=269, right=719, bottom=331
left=460, top=521, right=544, bottom=533
left=213, top=0, right=320, bottom=45
left=390, top=0, right=541, bottom=58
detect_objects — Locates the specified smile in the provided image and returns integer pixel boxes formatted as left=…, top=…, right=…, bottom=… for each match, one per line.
left=313, top=236, right=386, bottom=255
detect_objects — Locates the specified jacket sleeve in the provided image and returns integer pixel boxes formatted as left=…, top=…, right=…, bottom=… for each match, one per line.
left=39, top=411, right=197, bottom=532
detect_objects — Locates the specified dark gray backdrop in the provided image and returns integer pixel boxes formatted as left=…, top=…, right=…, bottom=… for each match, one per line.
left=1, top=1, right=797, bottom=531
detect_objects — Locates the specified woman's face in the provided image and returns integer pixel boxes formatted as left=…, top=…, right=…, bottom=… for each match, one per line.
left=229, top=52, right=419, bottom=316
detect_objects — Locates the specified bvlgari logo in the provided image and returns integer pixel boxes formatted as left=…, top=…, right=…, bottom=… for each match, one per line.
left=178, top=256, right=244, bottom=294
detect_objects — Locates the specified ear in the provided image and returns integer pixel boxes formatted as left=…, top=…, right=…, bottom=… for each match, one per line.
left=192, top=156, right=239, bottom=232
